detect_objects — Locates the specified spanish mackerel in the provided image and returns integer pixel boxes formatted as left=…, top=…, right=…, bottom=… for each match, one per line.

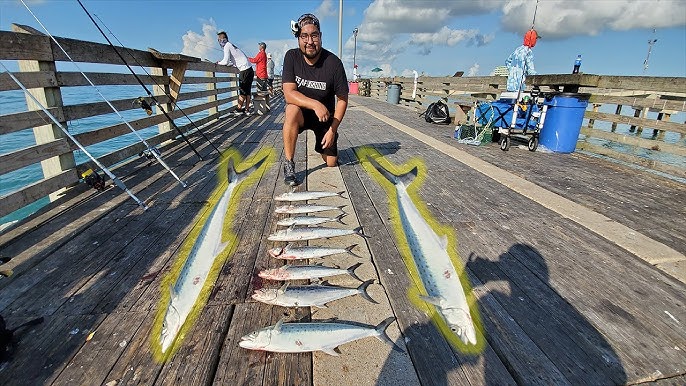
left=368, top=156, right=477, bottom=345
left=275, top=204, right=346, bottom=214
left=239, top=317, right=400, bottom=355
left=251, top=280, right=377, bottom=308
left=268, top=226, right=366, bottom=242
left=274, top=190, right=346, bottom=202
left=268, top=244, right=363, bottom=260
left=159, top=156, right=266, bottom=354
left=276, top=214, right=346, bottom=227
left=259, top=263, right=363, bottom=281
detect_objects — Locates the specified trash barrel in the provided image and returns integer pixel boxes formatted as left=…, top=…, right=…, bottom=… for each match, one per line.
left=387, top=84, right=401, bottom=104
left=540, top=92, right=591, bottom=153
left=348, top=81, right=359, bottom=95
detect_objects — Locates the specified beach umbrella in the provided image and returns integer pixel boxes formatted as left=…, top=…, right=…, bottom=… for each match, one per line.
left=371, top=67, right=383, bottom=72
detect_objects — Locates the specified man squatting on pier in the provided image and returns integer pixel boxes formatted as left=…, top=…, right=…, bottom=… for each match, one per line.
left=281, top=13, right=349, bottom=186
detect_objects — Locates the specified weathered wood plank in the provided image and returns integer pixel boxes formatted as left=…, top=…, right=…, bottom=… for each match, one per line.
left=51, top=311, right=149, bottom=386
left=0, top=169, right=79, bottom=218
left=580, top=126, right=686, bottom=156
left=585, top=110, right=686, bottom=134
left=576, top=141, right=685, bottom=178
left=0, top=138, right=71, bottom=175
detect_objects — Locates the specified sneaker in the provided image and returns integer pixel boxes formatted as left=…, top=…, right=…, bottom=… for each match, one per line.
left=244, top=109, right=253, bottom=117
left=283, top=159, right=298, bottom=186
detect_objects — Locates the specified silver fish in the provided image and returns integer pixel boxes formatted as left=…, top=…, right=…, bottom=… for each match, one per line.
left=368, top=156, right=477, bottom=345
left=160, top=156, right=267, bottom=354
left=267, top=226, right=366, bottom=242
left=251, top=280, right=377, bottom=308
left=239, top=317, right=401, bottom=356
left=275, top=204, right=346, bottom=214
left=268, top=244, right=363, bottom=260
left=274, top=190, right=346, bottom=202
left=276, top=213, right=347, bottom=227
left=258, top=262, right=363, bottom=281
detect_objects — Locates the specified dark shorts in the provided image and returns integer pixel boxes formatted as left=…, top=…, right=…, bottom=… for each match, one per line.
left=256, top=78, right=269, bottom=92
left=267, top=78, right=274, bottom=87
left=238, top=67, right=254, bottom=96
left=299, top=108, right=338, bottom=156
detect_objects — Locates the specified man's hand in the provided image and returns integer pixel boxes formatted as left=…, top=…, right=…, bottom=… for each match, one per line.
left=321, top=128, right=336, bottom=149
left=313, top=102, right=330, bottom=122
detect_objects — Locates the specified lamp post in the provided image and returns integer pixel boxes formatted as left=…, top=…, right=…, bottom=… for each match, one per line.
left=352, top=28, right=358, bottom=80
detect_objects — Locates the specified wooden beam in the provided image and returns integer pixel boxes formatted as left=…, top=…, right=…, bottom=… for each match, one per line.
left=0, top=138, right=72, bottom=175
left=0, top=169, right=79, bottom=218
left=168, top=61, right=188, bottom=109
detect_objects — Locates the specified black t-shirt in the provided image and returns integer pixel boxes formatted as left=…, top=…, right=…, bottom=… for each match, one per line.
left=282, top=48, right=348, bottom=114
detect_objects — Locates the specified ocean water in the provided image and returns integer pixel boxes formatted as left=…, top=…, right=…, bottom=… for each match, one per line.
left=0, top=81, right=225, bottom=229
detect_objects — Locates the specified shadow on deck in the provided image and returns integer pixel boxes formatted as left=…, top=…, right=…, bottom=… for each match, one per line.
left=0, top=94, right=684, bottom=385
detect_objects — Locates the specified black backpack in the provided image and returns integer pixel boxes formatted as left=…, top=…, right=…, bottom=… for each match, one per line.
left=420, top=100, right=451, bottom=124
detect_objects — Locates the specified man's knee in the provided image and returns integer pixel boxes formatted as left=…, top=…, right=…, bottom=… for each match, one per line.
left=322, top=155, right=338, bottom=167
left=284, top=104, right=304, bottom=126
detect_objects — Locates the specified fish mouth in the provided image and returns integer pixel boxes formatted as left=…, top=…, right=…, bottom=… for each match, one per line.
left=267, top=247, right=283, bottom=258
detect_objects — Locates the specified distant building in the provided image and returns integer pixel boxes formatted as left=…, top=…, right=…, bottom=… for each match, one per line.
left=491, top=66, right=508, bottom=76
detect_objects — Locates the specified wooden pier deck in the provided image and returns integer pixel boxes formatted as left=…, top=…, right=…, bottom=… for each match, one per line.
left=0, top=94, right=684, bottom=386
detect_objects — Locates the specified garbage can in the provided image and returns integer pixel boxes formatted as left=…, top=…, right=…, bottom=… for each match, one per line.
left=348, top=81, right=359, bottom=95
left=540, top=92, right=591, bottom=153
left=387, top=84, right=401, bottom=104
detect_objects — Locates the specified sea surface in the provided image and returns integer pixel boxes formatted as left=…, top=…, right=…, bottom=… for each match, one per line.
left=0, top=82, right=218, bottom=229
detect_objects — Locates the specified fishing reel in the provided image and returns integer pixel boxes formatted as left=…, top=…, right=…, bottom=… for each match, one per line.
left=139, top=147, right=160, bottom=160
left=81, top=168, right=106, bottom=191
left=133, top=97, right=156, bottom=116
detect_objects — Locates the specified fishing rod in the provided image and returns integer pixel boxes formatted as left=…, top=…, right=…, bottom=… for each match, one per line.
left=20, top=0, right=187, bottom=188
left=88, top=12, right=221, bottom=158
left=1, top=62, right=148, bottom=210
left=77, top=0, right=220, bottom=158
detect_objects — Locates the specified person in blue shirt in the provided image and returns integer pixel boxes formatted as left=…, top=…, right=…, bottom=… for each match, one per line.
left=506, top=29, right=538, bottom=92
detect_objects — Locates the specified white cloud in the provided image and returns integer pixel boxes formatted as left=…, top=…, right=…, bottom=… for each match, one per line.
left=467, top=63, right=480, bottom=77
left=181, top=19, right=219, bottom=60
left=315, top=0, right=338, bottom=18
left=501, top=0, right=686, bottom=38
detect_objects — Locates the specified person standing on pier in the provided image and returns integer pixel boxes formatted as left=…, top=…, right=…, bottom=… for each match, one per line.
left=281, top=13, right=348, bottom=186
left=266, top=52, right=275, bottom=96
left=217, top=31, right=254, bottom=116
left=249, top=42, right=269, bottom=95
left=505, top=29, right=538, bottom=92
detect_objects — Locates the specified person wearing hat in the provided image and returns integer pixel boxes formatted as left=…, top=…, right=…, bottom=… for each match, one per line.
left=249, top=42, right=269, bottom=95
left=281, top=13, right=348, bottom=186
left=505, top=29, right=538, bottom=92
left=266, top=52, right=275, bottom=96
left=217, top=31, right=254, bottom=116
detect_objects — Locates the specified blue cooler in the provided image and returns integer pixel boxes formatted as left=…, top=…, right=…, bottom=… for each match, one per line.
left=540, top=93, right=591, bottom=153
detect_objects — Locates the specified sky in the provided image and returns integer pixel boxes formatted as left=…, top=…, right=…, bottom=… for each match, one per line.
left=1, top=0, right=685, bottom=80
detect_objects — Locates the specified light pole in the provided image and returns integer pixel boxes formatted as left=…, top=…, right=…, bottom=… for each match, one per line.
left=352, top=28, right=358, bottom=80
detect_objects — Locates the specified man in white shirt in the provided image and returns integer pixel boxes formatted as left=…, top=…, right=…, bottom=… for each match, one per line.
left=217, top=31, right=254, bottom=116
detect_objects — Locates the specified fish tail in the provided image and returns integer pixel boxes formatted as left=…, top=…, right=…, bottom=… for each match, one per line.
left=336, top=205, right=347, bottom=213
left=337, top=190, right=347, bottom=199
left=345, top=244, right=364, bottom=259
left=335, top=213, right=347, bottom=225
left=374, top=317, right=404, bottom=353
left=366, top=155, right=418, bottom=187
left=233, top=155, right=268, bottom=184
left=357, top=279, right=378, bottom=304
left=347, top=262, right=363, bottom=282
left=354, top=226, right=369, bottom=238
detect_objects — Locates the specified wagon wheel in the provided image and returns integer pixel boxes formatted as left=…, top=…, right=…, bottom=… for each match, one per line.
left=500, top=136, right=510, bottom=151
left=528, top=136, right=539, bottom=152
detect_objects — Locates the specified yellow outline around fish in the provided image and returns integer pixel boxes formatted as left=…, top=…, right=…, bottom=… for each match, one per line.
left=356, top=146, right=484, bottom=354
left=151, top=147, right=275, bottom=362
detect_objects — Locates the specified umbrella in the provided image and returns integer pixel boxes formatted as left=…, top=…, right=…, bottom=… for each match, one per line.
left=371, top=67, right=383, bottom=72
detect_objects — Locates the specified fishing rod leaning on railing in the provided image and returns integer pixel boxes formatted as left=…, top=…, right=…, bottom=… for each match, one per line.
left=77, top=0, right=221, bottom=159
left=20, top=0, right=188, bottom=188
left=1, top=62, right=148, bottom=210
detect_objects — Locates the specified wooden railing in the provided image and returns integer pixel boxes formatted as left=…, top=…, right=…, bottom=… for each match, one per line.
left=363, top=74, right=685, bottom=178
left=0, top=25, right=281, bottom=221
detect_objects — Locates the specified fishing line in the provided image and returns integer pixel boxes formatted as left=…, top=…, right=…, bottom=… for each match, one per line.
left=20, top=0, right=187, bottom=188
left=88, top=12, right=221, bottom=157
left=531, top=0, right=539, bottom=29
left=77, top=2, right=219, bottom=159
left=1, top=62, right=148, bottom=210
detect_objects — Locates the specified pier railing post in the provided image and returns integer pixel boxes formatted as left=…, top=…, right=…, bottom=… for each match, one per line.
left=12, top=24, right=75, bottom=201
left=151, top=66, right=172, bottom=134
left=207, top=70, right=218, bottom=122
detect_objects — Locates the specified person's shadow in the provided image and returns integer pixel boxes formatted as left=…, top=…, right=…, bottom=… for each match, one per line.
left=376, top=243, right=627, bottom=385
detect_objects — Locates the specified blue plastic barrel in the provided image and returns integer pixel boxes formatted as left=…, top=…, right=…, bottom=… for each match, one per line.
left=540, top=93, right=591, bottom=153
left=387, top=84, right=401, bottom=104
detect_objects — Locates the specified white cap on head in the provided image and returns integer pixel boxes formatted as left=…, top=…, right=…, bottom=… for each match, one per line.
left=267, top=53, right=272, bottom=58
